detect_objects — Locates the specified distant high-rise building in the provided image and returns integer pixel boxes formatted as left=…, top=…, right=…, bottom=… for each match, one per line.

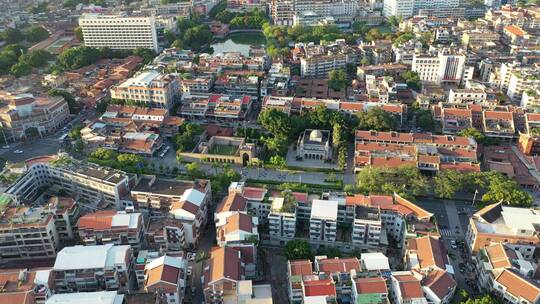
left=79, top=14, right=160, bottom=52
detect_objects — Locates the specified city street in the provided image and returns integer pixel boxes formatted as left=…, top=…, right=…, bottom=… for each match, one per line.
left=416, top=198, right=478, bottom=295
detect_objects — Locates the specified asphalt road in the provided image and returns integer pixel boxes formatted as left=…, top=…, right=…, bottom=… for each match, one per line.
left=416, top=198, right=478, bottom=295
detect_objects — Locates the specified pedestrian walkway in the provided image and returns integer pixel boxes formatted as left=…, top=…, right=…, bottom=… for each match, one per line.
left=440, top=229, right=453, bottom=237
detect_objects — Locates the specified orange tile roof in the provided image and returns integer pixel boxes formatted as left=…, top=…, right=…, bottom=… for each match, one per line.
left=411, top=236, right=448, bottom=270
left=215, top=192, right=247, bottom=214
left=77, top=210, right=116, bottom=230
left=485, top=243, right=514, bottom=269
left=317, top=258, right=360, bottom=274
left=395, top=193, right=433, bottom=220
left=495, top=269, right=540, bottom=303
left=289, top=260, right=313, bottom=277
left=505, top=25, right=526, bottom=37
left=355, top=277, right=388, bottom=294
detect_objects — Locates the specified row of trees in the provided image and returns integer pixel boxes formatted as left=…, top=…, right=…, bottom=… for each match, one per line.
left=352, top=165, right=533, bottom=207
left=48, top=89, right=79, bottom=113
left=55, top=46, right=154, bottom=71
left=88, top=148, right=146, bottom=173
left=2, top=48, right=53, bottom=77
left=1, top=26, right=50, bottom=44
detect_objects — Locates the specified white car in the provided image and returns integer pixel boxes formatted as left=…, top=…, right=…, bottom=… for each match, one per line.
left=13, top=150, right=23, bottom=154
left=188, top=253, right=196, bottom=262
left=187, top=266, right=193, bottom=276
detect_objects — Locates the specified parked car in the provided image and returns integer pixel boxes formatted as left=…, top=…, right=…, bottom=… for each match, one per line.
left=14, top=150, right=23, bottom=154
left=187, top=266, right=193, bottom=276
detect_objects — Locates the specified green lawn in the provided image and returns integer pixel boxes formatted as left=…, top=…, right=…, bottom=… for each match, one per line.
left=209, top=144, right=238, bottom=156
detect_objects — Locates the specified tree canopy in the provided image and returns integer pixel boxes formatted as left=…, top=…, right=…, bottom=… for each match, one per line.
left=328, top=69, right=347, bottom=91
left=284, top=239, right=313, bottom=260
left=356, top=165, right=429, bottom=198
left=357, top=107, right=398, bottom=131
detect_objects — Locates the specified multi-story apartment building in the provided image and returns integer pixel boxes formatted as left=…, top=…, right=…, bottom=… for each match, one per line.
left=467, top=202, right=540, bottom=255
left=0, top=93, right=70, bottom=142
left=52, top=244, right=133, bottom=293
left=300, top=41, right=358, bottom=78
left=131, top=175, right=211, bottom=248
left=354, top=130, right=479, bottom=173
left=180, top=76, right=214, bottom=94
left=0, top=196, right=80, bottom=261
left=475, top=243, right=539, bottom=302
left=268, top=196, right=297, bottom=243
left=309, top=199, right=338, bottom=242
left=383, top=0, right=459, bottom=18
left=412, top=48, right=468, bottom=85
left=271, top=0, right=294, bottom=26
left=6, top=155, right=135, bottom=209
left=352, top=205, right=382, bottom=247
left=314, top=256, right=361, bottom=298
left=179, top=94, right=253, bottom=122
left=77, top=210, right=145, bottom=250
left=110, top=70, right=180, bottom=109
left=144, top=255, right=187, bottom=304
left=203, top=246, right=257, bottom=303
left=214, top=75, right=260, bottom=98
left=507, top=70, right=540, bottom=103
left=448, top=88, right=487, bottom=104
left=383, top=0, right=414, bottom=18
left=79, top=13, right=161, bottom=52
left=390, top=272, right=428, bottom=304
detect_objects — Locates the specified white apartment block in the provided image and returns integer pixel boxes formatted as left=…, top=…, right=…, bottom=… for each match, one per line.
left=352, top=206, right=383, bottom=247
left=448, top=88, right=487, bottom=104
left=383, top=0, right=414, bottom=18
left=52, top=244, right=133, bottom=293
left=507, top=71, right=540, bottom=103
left=412, top=49, right=466, bottom=85
left=110, top=70, right=180, bottom=110
left=309, top=199, right=338, bottom=242
left=79, top=13, right=160, bottom=52
left=522, top=89, right=540, bottom=109
left=268, top=197, right=297, bottom=242
left=383, top=0, right=459, bottom=18
left=6, top=155, right=134, bottom=209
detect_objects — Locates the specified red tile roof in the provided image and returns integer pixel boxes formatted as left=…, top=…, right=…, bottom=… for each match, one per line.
left=303, top=278, right=337, bottom=297
left=317, top=257, right=360, bottom=274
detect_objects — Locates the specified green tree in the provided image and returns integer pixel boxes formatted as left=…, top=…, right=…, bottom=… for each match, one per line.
left=482, top=173, right=533, bottom=207
left=90, top=147, right=118, bottom=160
left=357, top=165, right=428, bottom=197
left=402, top=70, right=422, bottom=91
left=416, top=109, right=436, bottom=131
left=258, top=108, right=292, bottom=139
left=2, top=28, right=24, bottom=44
left=433, top=170, right=464, bottom=198
left=19, top=50, right=52, bottom=67
left=49, top=89, right=78, bottom=113
left=457, top=127, right=486, bottom=144
left=74, top=27, right=83, bottom=41
left=9, top=62, right=31, bottom=77
left=25, top=26, right=50, bottom=43
left=338, top=146, right=347, bottom=170
left=269, top=155, right=286, bottom=168
left=186, top=162, right=204, bottom=179
left=132, top=48, right=156, bottom=64
left=283, top=239, right=313, bottom=260
left=357, top=108, right=397, bottom=131
left=328, top=69, right=347, bottom=91
left=68, top=125, right=83, bottom=140
left=73, top=139, right=85, bottom=153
